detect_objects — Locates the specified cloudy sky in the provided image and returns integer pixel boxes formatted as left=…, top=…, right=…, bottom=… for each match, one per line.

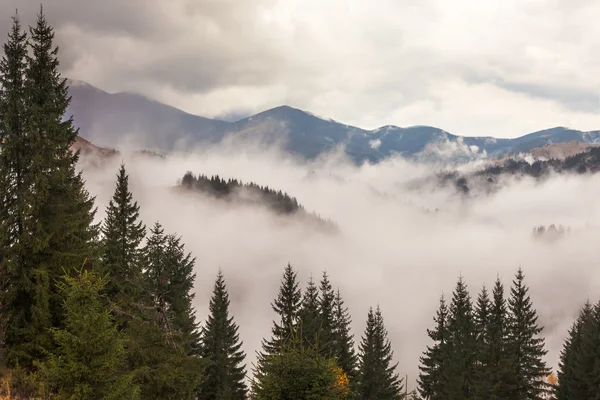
left=1, top=0, right=600, bottom=137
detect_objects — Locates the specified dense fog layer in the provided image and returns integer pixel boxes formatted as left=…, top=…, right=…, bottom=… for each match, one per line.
left=80, top=143, right=600, bottom=389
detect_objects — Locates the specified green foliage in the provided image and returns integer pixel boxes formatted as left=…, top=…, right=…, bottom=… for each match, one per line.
left=1, top=7, right=98, bottom=370
left=198, top=271, right=247, bottom=400
left=418, top=295, right=449, bottom=400
left=299, top=276, right=322, bottom=351
left=251, top=331, right=344, bottom=400
left=506, top=268, right=548, bottom=400
left=357, top=306, right=403, bottom=400
left=555, top=301, right=600, bottom=399
left=443, top=277, right=476, bottom=400
left=333, top=288, right=358, bottom=384
left=100, top=164, right=146, bottom=308
left=39, top=269, right=139, bottom=400
left=318, top=271, right=336, bottom=357
left=260, top=263, right=303, bottom=357
left=126, top=316, right=205, bottom=400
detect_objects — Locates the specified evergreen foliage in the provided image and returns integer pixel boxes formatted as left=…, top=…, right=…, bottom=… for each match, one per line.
left=260, top=263, right=303, bottom=356
left=198, top=270, right=247, bottom=400
left=251, top=330, right=347, bottom=400
left=357, top=306, right=403, bottom=400
left=318, top=271, right=336, bottom=357
left=442, top=277, right=476, bottom=400
left=333, top=288, right=358, bottom=384
left=1, top=6, right=99, bottom=370
left=39, top=269, right=139, bottom=400
left=299, top=276, right=322, bottom=351
left=506, top=268, right=548, bottom=400
left=418, top=295, right=449, bottom=400
left=555, top=301, right=600, bottom=399
left=100, top=164, right=146, bottom=324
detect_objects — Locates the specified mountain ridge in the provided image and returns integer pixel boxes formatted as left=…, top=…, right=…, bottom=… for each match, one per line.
left=66, top=79, right=600, bottom=163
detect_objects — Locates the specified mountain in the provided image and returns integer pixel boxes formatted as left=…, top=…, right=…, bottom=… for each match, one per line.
left=66, top=79, right=600, bottom=163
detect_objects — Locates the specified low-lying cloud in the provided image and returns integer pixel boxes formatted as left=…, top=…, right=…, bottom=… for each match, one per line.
left=81, top=142, right=600, bottom=389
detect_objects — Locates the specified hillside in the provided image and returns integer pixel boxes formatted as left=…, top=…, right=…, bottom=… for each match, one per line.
left=66, top=80, right=600, bottom=164
left=178, top=172, right=337, bottom=232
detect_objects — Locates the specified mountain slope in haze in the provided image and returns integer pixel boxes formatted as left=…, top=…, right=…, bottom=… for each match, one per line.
left=66, top=80, right=600, bottom=163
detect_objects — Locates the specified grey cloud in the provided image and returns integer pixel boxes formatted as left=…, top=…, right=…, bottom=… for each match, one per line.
left=2, top=0, right=600, bottom=136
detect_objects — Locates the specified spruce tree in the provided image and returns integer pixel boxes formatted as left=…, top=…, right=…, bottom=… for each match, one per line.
left=39, top=269, right=140, bottom=400
left=357, top=306, right=403, bottom=400
left=251, top=330, right=346, bottom=400
left=333, top=288, right=358, bottom=383
left=555, top=301, right=594, bottom=400
left=100, top=164, right=146, bottom=322
left=198, top=270, right=247, bottom=400
left=3, top=7, right=98, bottom=369
left=162, top=234, right=201, bottom=355
left=472, top=285, right=491, bottom=400
left=418, top=295, right=449, bottom=400
left=486, top=277, right=514, bottom=400
left=443, top=276, right=476, bottom=400
left=299, top=276, right=321, bottom=351
left=319, top=271, right=336, bottom=357
left=506, top=268, right=548, bottom=400
left=260, top=263, right=302, bottom=356
left=0, top=10, right=30, bottom=365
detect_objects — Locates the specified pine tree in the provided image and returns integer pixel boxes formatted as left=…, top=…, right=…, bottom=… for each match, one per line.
left=0, top=10, right=30, bottom=364
left=319, top=271, right=336, bottom=357
left=299, top=276, right=321, bottom=351
left=486, top=277, right=514, bottom=400
left=506, top=268, right=548, bottom=400
left=555, top=301, right=593, bottom=400
left=39, top=269, right=140, bottom=400
left=100, top=164, right=146, bottom=323
left=443, top=276, right=476, bottom=400
left=357, top=306, right=403, bottom=400
left=418, top=295, right=449, bottom=400
left=3, top=7, right=98, bottom=369
left=333, top=288, right=358, bottom=384
left=198, top=270, right=247, bottom=400
left=472, top=285, right=491, bottom=400
left=260, top=263, right=302, bottom=356
left=251, top=330, right=346, bottom=400
left=130, top=223, right=205, bottom=399
left=162, top=234, right=201, bottom=355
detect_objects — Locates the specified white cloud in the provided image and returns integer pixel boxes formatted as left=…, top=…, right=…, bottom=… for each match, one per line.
left=81, top=144, right=600, bottom=389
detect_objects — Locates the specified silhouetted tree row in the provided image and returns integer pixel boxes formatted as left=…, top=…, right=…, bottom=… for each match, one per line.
left=180, top=171, right=338, bottom=232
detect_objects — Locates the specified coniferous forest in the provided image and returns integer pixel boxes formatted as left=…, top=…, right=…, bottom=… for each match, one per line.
left=0, top=7, right=598, bottom=400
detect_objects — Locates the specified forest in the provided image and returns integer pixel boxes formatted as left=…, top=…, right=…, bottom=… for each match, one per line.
left=1, top=7, right=599, bottom=400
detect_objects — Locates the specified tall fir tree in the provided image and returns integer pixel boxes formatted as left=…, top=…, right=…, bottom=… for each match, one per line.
left=39, top=269, right=140, bottom=400
left=333, top=288, right=358, bottom=384
left=418, top=295, right=449, bottom=400
left=162, top=234, right=201, bottom=355
left=0, top=10, right=30, bottom=364
left=260, top=263, right=302, bottom=356
left=319, top=271, right=336, bottom=357
left=485, top=277, right=514, bottom=400
left=472, top=285, right=491, bottom=400
left=3, top=7, right=98, bottom=369
left=100, top=164, right=146, bottom=321
left=555, top=301, right=596, bottom=400
left=198, top=270, right=247, bottom=400
left=299, top=276, right=321, bottom=351
left=357, top=306, right=403, bottom=400
left=443, top=276, right=476, bottom=400
left=506, top=268, right=548, bottom=400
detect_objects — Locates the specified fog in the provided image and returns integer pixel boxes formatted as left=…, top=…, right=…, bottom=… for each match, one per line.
left=80, top=142, right=600, bottom=390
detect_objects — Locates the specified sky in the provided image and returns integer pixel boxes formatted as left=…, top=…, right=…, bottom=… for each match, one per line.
left=80, top=141, right=600, bottom=389
left=2, top=0, right=600, bottom=138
